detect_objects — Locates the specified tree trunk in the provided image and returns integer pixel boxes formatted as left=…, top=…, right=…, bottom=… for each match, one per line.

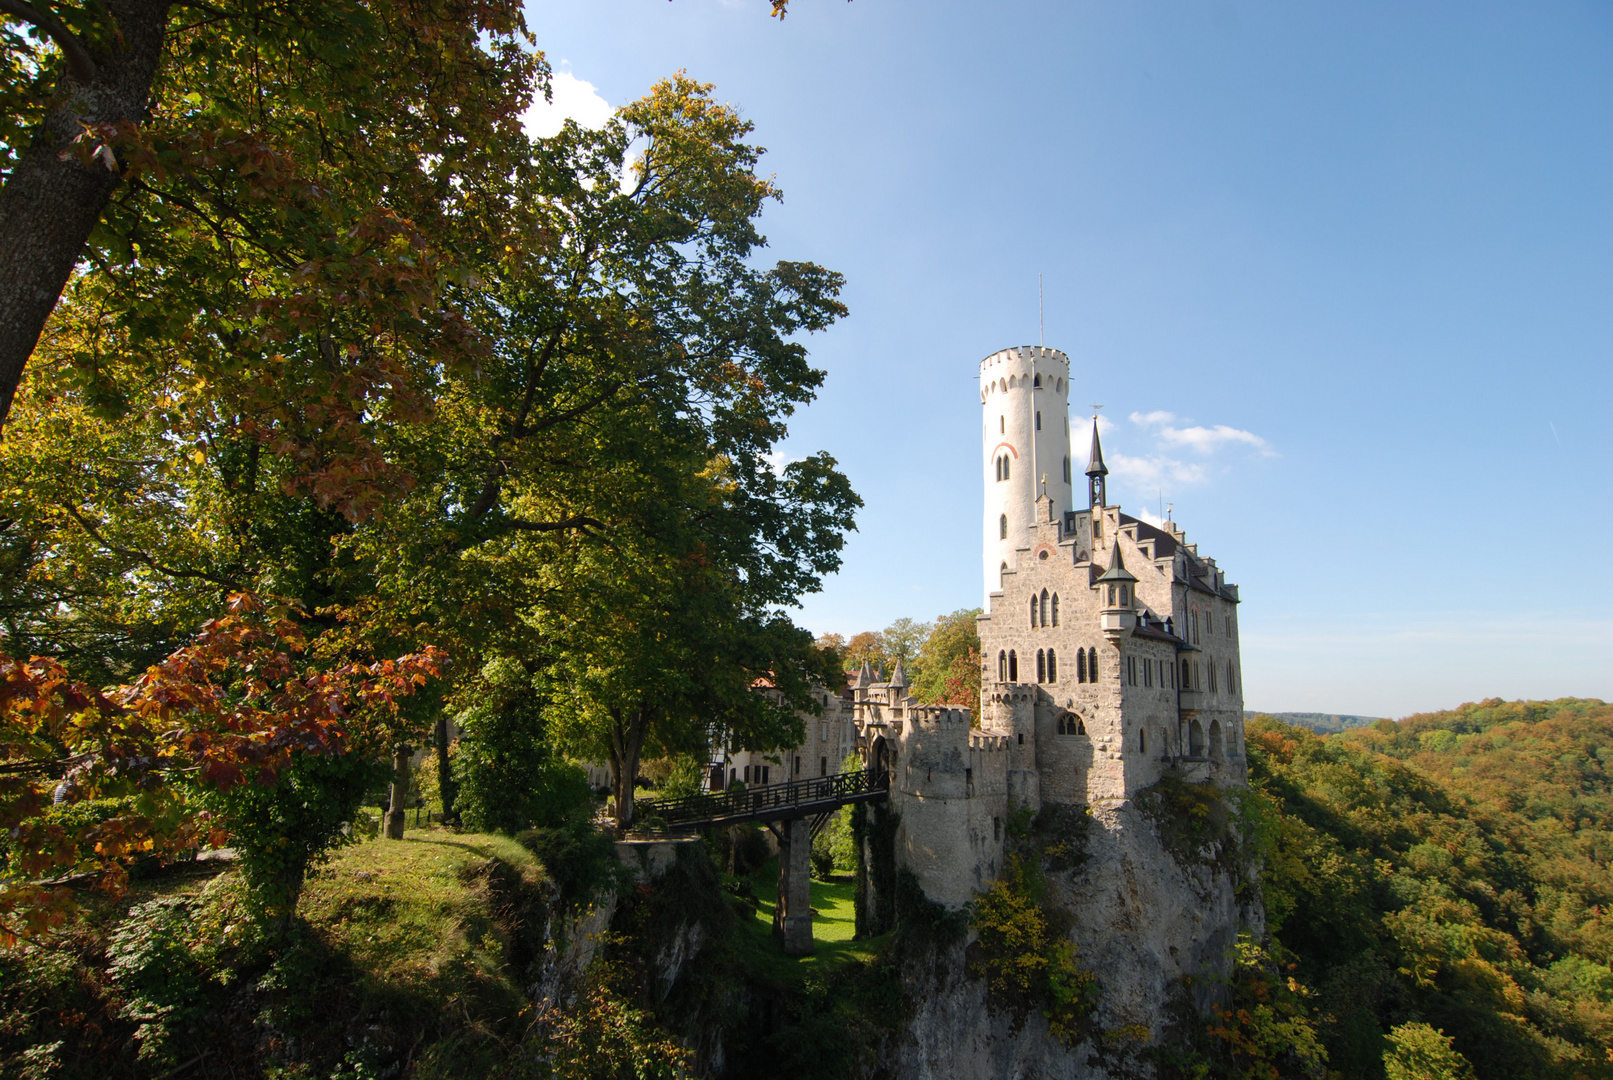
left=0, top=0, right=172, bottom=434
left=385, top=743, right=412, bottom=839
left=607, top=704, right=649, bottom=832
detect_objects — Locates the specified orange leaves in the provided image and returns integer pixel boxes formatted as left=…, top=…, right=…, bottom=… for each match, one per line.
left=1, top=594, right=445, bottom=946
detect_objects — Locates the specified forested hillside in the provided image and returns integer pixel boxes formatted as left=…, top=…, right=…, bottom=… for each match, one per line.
left=1248, top=698, right=1613, bottom=1080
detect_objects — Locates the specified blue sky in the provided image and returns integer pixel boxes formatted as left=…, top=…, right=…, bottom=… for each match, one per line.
left=524, top=0, right=1612, bottom=718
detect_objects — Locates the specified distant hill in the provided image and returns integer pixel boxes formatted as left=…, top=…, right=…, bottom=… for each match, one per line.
left=1245, top=711, right=1381, bottom=734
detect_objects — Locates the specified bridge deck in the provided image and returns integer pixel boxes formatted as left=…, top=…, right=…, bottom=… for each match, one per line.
left=640, top=768, right=889, bottom=831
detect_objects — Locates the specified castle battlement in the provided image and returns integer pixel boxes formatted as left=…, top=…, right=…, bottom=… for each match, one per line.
left=979, top=345, right=1070, bottom=370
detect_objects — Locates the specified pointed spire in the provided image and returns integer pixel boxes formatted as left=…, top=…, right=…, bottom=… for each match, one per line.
left=1086, top=417, right=1108, bottom=509
left=1096, top=543, right=1137, bottom=583
left=1085, top=420, right=1108, bottom=477
left=889, top=657, right=908, bottom=688
left=855, top=659, right=874, bottom=688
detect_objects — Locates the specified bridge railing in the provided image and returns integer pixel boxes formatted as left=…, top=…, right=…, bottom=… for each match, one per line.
left=641, top=767, right=889, bottom=827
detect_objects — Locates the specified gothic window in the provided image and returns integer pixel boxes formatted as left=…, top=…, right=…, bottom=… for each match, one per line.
left=1036, top=649, right=1046, bottom=683
left=1077, top=652, right=1087, bottom=683
left=1033, top=373, right=1041, bottom=387
left=1008, top=650, right=1018, bottom=681
left=1062, top=455, right=1070, bottom=482
left=1000, top=514, right=1007, bottom=539
left=1000, top=561, right=1007, bottom=584
left=1107, top=584, right=1116, bottom=605
left=1088, top=648, right=1099, bottom=683
left=1209, top=664, right=1218, bottom=693
left=998, top=650, right=1007, bottom=681
left=1047, top=649, right=1057, bottom=682
left=1228, top=660, right=1236, bottom=692
left=1040, top=589, right=1050, bottom=626
left=1051, top=594, right=1059, bottom=626
left=1143, top=661, right=1152, bottom=688
left=1181, top=658, right=1190, bottom=687
left=1002, top=455, right=1010, bottom=480
left=1030, top=596, right=1038, bottom=627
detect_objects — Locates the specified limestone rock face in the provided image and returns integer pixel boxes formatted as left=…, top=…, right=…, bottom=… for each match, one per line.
left=887, top=800, right=1262, bottom=1080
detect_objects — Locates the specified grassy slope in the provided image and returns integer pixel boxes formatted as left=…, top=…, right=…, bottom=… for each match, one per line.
left=0, top=823, right=552, bottom=1079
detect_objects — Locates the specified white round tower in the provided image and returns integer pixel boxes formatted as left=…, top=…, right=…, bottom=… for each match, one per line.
left=980, top=345, right=1074, bottom=603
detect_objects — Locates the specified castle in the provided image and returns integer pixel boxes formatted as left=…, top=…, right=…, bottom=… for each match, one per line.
left=849, top=345, right=1248, bottom=909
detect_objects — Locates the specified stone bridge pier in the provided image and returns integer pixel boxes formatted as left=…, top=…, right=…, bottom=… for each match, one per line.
left=772, top=817, right=814, bottom=955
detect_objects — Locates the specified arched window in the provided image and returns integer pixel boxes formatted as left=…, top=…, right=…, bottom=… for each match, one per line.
left=1008, top=650, right=1018, bottom=681
left=1000, top=561, right=1008, bottom=584
left=1033, top=373, right=1041, bottom=387
left=1189, top=719, right=1205, bottom=757
left=1181, top=658, right=1191, bottom=688
left=1077, top=651, right=1087, bottom=683
left=1227, top=660, right=1236, bottom=692
left=998, top=650, right=1007, bottom=681
left=1040, top=589, right=1050, bottom=626
left=1036, top=649, right=1046, bottom=683
left=1051, top=594, right=1059, bottom=626
left=1002, top=455, right=1010, bottom=480
left=1000, top=514, right=1007, bottom=539
left=1062, top=455, right=1070, bottom=482
left=1088, top=648, right=1099, bottom=683
left=1107, top=584, right=1116, bottom=605
left=1047, top=649, right=1057, bottom=682
left=999, top=416, right=1005, bottom=433
left=1030, top=596, right=1038, bottom=627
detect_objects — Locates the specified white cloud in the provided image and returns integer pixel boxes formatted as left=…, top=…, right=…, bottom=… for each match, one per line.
left=1129, top=411, right=1275, bottom=457
left=1130, top=505, right=1167, bottom=529
left=522, top=71, right=613, bottom=139
left=1109, top=453, right=1208, bottom=489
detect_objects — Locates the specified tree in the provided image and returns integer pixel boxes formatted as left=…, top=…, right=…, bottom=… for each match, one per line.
left=0, top=0, right=537, bottom=437
left=1383, top=1023, right=1478, bottom=1080
left=911, top=607, right=981, bottom=703
left=0, top=594, right=442, bottom=943
left=880, top=617, right=931, bottom=667
left=844, top=631, right=885, bottom=671
left=540, top=454, right=846, bottom=830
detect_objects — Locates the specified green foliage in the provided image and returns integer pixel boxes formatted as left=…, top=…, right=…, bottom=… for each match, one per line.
left=1247, top=704, right=1613, bottom=1080
left=452, top=659, right=594, bottom=835
left=106, top=899, right=210, bottom=1063
left=1383, top=1022, right=1479, bottom=1080
left=196, top=747, right=385, bottom=933
left=852, top=800, right=898, bottom=938
left=968, top=854, right=1097, bottom=1043
left=810, top=807, right=857, bottom=881
left=1201, top=936, right=1328, bottom=1080
left=910, top=607, right=982, bottom=704
left=516, top=820, right=627, bottom=913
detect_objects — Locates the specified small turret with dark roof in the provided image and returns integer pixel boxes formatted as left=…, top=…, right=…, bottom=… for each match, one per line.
left=1095, top=542, right=1136, bottom=584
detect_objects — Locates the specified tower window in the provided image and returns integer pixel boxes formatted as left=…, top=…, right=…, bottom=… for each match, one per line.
left=1036, top=649, right=1046, bottom=683
left=1030, top=596, right=1038, bottom=628
left=1000, top=514, right=1007, bottom=540
left=1047, top=649, right=1057, bottom=682
left=1008, top=650, right=1018, bottom=681
left=1139, top=728, right=1147, bottom=754
left=1002, top=455, right=1010, bottom=481
left=1036, top=411, right=1042, bottom=430
left=998, top=650, right=1007, bottom=681
left=1040, top=589, right=1050, bottom=626
left=1062, top=456, right=1070, bottom=483
left=1077, top=652, right=1087, bottom=683
left=1051, top=594, right=1059, bottom=626
left=1000, top=560, right=1007, bottom=584
left=1000, top=416, right=1004, bottom=433
left=1033, top=373, right=1041, bottom=387
left=1143, top=661, right=1152, bottom=688
left=1087, top=648, right=1099, bottom=683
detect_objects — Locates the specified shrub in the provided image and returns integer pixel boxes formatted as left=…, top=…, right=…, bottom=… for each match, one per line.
left=517, top=819, right=627, bottom=912
left=1383, top=1022, right=1478, bottom=1080
left=968, top=854, right=1097, bottom=1042
left=197, top=747, right=386, bottom=934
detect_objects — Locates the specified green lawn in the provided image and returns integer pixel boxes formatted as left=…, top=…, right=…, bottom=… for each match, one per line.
left=740, top=857, right=887, bottom=975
